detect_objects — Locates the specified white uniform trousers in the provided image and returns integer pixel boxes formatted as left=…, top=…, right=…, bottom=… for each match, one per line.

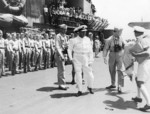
left=73, top=53, right=94, bottom=91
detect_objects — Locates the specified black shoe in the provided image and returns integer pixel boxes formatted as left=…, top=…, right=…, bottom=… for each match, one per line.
left=139, top=104, right=150, bottom=111
left=34, top=68, right=38, bottom=71
left=2, top=72, right=6, bottom=76
left=106, top=85, right=116, bottom=89
left=129, top=75, right=133, bottom=81
left=118, top=87, right=122, bottom=94
left=58, top=86, right=68, bottom=90
left=132, top=97, right=142, bottom=103
left=82, top=80, right=85, bottom=85
left=76, top=91, right=82, bottom=97
left=87, top=87, right=94, bottom=94
left=70, top=80, right=76, bottom=85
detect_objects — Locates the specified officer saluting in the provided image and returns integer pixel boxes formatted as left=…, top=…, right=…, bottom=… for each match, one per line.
left=68, top=25, right=94, bottom=96
left=103, top=27, right=125, bottom=93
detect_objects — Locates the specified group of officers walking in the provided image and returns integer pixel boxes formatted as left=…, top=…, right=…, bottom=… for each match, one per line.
left=55, top=24, right=150, bottom=111
left=0, top=29, right=56, bottom=77
left=55, top=24, right=97, bottom=96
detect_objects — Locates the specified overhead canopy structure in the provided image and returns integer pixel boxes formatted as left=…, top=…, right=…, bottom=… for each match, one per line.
left=88, top=18, right=109, bottom=31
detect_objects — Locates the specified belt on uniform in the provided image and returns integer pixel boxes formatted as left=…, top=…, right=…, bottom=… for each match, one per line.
left=110, top=50, right=115, bottom=52
left=0, top=47, right=5, bottom=49
left=74, top=52, right=89, bottom=54
left=46, top=47, right=50, bottom=48
left=110, top=50, right=122, bottom=52
left=13, top=49, right=19, bottom=51
left=38, top=48, right=42, bottom=49
left=25, top=46, right=30, bottom=48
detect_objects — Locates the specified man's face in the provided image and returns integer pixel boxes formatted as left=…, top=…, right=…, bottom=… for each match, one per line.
left=0, top=31, right=3, bottom=38
left=88, top=34, right=93, bottom=39
left=134, top=31, right=143, bottom=39
left=12, top=34, right=16, bottom=40
left=60, top=28, right=67, bottom=34
left=79, top=31, right=86, bottom=38
left=20, top=33, right=24, bottom=39
left=44, top=33, right=49, bottom=39
left=113, top=29, right=122, bottom=38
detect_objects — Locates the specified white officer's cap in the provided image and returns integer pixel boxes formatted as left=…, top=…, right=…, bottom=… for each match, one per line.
left=59, top=24, right=67, bottom=29
left=134, top=26, right=145, bottom=33
left=74, top=25, right=87, bottom=32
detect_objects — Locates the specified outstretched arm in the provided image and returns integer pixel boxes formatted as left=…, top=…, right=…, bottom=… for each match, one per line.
left=131, top=47, right=150, bottom=58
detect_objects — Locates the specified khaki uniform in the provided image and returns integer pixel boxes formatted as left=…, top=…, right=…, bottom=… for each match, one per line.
left=7, top=39, right=13, bottom=71
left=55, top=33, right=68, bottom=86
left=5, top=39, right=9, bottom=69
left=43, top=39, right=51, bottom=69
left=0, top=38, right=5, bottom=76
left=24, top=38, right=31, bottom=73
left=103, top=36, right=125, bottom=87
left=50, top=38, right=56, bottom=67
left=9, top=40, right=20, bottom=75
left=34, top=39, right=43, bottom=70
left=30, top=39, right=35, bottom=67
left=19, top=39, right=25, bottom=69
left=94, top=39, right=101, bottom=57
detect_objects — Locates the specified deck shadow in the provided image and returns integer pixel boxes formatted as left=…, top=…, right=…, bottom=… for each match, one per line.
left=103, top=95, right=138, bottom=111
left=93, top=88, right=106, bottom=93
left=36, top=87, right=59, bottom=92
left=50, top=92, right=89, bottom=99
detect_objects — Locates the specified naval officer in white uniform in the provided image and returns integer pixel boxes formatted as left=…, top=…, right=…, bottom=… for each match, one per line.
left=68, top=25, right=94, bottom=96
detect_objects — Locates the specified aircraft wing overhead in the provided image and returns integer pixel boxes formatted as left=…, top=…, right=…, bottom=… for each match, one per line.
left=128, top=22, right=150, bottom=29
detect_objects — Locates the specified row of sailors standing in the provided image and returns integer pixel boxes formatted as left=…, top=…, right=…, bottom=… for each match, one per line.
left=0, top=30, right=56, bottom=77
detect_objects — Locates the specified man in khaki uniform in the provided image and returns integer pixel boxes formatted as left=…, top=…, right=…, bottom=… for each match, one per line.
left=103, top=27, right=125, bottom=93
left=9, top=33, right=21, bottom=75
left=34, top=35, right=43, bottom=71
left=55, top=24, right=68, bottom=90
left=23, top=32, right=31, bottom=73
left=18, top=33, right=25, bottom=70
left=43, top=33, right=51, bottom=69
left=6, top=33, right=13, bottom=71
left=30, top=34, right=35, bottom=67
left=0, top=30, right=6, bottom=77
left=50, top=32, right=56, bottom=68
left=5, top=33, right=10, bottom=69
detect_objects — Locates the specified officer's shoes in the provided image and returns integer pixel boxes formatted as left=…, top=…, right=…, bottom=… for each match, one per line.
left=117, top=87, right=122, bottom=94
left=34, top=68, right=38, bottom=71
left=76, top=91, right=82, bottom=97
left=132, top=97, right=142, bottom=103
left=70, top=80, right=76, bottom=85
left=82, top=80, right=85, bottom=85
left=58, top=86, right=68, bottom=90
left=106, top=85, right=116, bottom=89
left=87, top=87, right=94, bottom=94
left=139, top=104, right=150, bottom=111
left=2, top=72, right=6, bottom=76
